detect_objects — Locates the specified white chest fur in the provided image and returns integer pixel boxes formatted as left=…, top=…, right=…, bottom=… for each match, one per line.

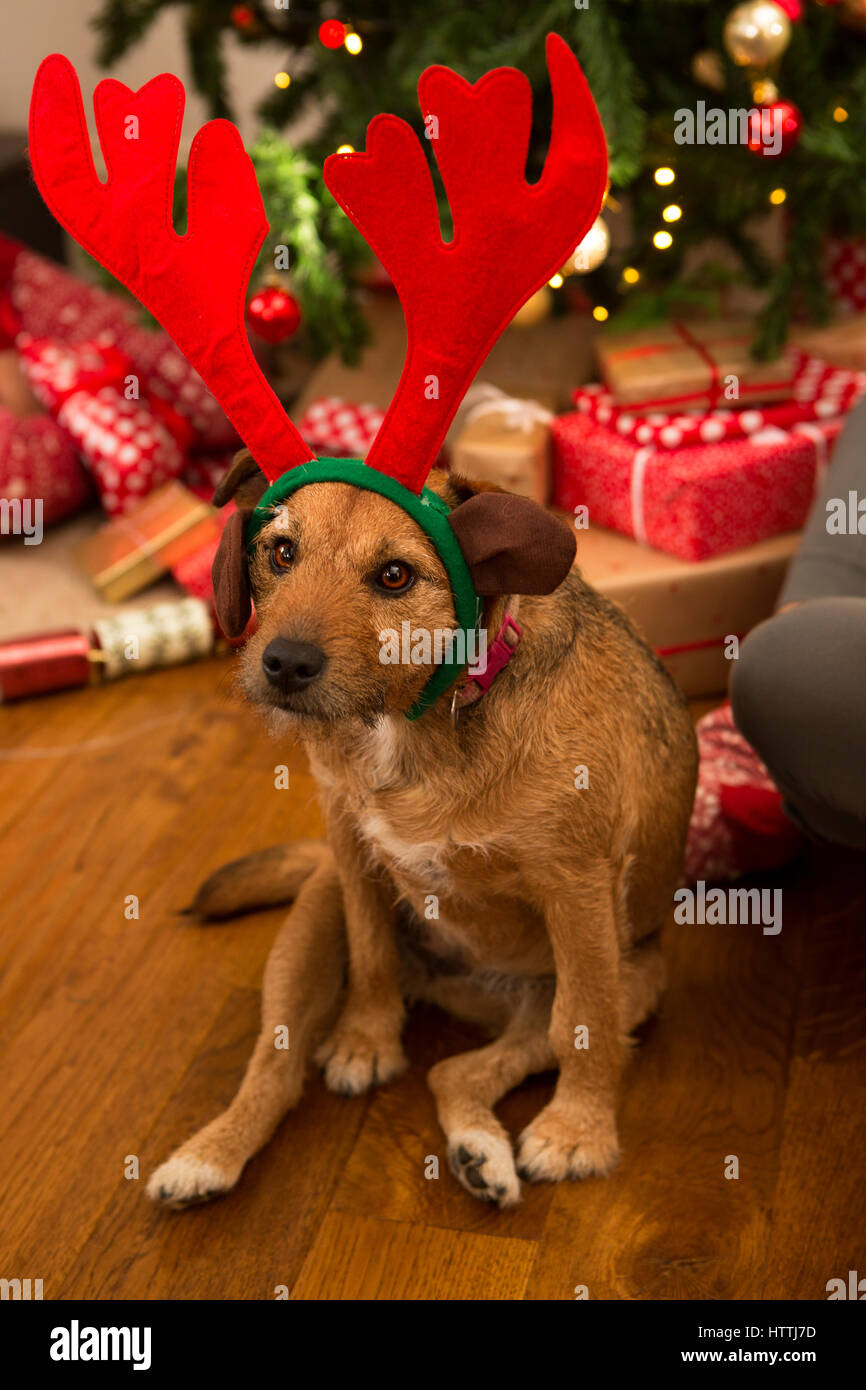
left=357, top=810, right=452, bottom=883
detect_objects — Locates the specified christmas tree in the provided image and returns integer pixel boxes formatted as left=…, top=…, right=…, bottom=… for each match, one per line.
left=92, top=0, right=866, bottom=360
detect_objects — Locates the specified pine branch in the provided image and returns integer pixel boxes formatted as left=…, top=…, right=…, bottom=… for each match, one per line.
left=572, top=2, right=647, bottom=186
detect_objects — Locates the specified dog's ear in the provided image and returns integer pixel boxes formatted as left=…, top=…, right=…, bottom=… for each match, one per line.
left=447, top=491, right=576, bottom=596
left=212, top=508, right=253, bottom=639
left=212, top=448, right=270, bottom=509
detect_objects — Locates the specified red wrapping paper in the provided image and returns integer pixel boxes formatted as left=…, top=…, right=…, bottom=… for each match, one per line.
left=298, top=396, right=385, bottom=457
left=0, top=629, right=92, bottom=700
left=552, top=411, right=840, bottom=562
left=573, top=351, right=866, bottom=451
left=824, top=236, right=866, bottom=317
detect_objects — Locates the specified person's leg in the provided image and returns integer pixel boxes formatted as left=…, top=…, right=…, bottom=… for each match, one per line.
left=730, top=598, right=866, bottom=851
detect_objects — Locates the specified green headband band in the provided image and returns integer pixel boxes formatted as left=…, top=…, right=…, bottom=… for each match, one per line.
left=245, top=457, right=482, bottom=721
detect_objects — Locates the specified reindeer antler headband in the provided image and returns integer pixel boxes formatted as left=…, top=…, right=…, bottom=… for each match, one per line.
left=29, top=36, right=607, bottom=717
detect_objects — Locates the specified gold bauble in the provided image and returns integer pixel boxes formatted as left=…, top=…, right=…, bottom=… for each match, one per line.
left=841, top=0, right=866, bottom=32
left=723, top=2, right=791, bottom=67
left=511, top=286, right=553, bottom=328
left=691, top=49, right=726, bottom=92
left=569, top=216, right=611, bottom=274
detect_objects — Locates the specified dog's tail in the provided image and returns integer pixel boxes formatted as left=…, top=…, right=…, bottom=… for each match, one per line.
left=182, top=841, right=332, bottom=921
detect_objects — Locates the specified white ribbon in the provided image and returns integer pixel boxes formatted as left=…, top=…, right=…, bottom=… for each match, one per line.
left=629, top=421, right=834, bottom=545
left=630, top=446, right=656, bottom=546
left=462, top=384, right=554, bottom=434
left=791, top=420, right=831, bottom=486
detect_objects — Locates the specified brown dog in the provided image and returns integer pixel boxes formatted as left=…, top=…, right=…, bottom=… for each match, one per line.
left=146, top=453, right=698, bottom=1209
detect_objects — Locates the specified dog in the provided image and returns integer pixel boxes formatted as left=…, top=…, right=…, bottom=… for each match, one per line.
left=146, top=451, right=698, bottom=1210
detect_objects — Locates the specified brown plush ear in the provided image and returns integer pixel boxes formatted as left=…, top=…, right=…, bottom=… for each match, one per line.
left=212, top=508, right=253, bottom=639
left=212, top=448, right=270, bottom=509
left=447, top=492, right=576, bottom=596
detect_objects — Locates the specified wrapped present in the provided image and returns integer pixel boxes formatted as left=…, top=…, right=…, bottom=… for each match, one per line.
left=823, top=236, right=866, bottom=317
left=792, top=313, right=866, bottom=372
left=576, top=523, right=800, bottom=697
left=113, top=322, right=240, bottom=451
left=0, top=409, right=92, bottom=528
left=181, top=451, right=236, bottom=501
left=574, top=351, right=866, bottom=451
left=449, top=384, right=553, bottom=502
left=7, top=244, right=135, bottom=343
left=77, top=480, right=221, bottom=602
left=597, top=319, right=794, bottom=411
left=552, top=410, right=838, bottom=562
left=19, top=336, right=192, bottom=515
left=0, top=235, right=238, bottom=452
left=298, top=396, right=385, bottom=457
left=684, top=703, right=804, bottom=884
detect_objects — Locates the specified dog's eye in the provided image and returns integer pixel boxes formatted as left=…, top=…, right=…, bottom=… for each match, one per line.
left=270, top=539, right=295, bottom=573
left=375, top=561, right=414, bottom=593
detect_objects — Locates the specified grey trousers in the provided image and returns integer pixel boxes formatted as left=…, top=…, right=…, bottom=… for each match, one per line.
left=730, top=400, right=866, bottom=851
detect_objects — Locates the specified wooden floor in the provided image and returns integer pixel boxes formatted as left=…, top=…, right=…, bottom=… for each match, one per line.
left=0, top=657, right=864, bottom=1301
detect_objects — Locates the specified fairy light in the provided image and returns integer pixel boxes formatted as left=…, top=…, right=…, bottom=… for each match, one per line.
left=752, top=79, right=779, bottom=105
left=274, top=71, right=291, bottom=89
left=336, top=144, right=355, bottom=154
left=622, top=266, right=640, bottom=284
left=769, top=187, right=787, bottom=205
left=662, top=204, right=682, bottom=223
left=654, top=167, right=675, bottom=186
left=548, top=273, right=564, bottom=289
left=833, top=106, right=849, bottom=122
left=653, top=230, right=674, bottom=250
left=592, top=305, right=609, bottom=322
left=345, top=32, right=363, bottom=55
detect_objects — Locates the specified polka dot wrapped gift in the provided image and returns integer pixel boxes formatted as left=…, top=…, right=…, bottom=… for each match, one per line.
left=573, top=350, right=866, bottom=451
left=19, top=336, right=192, bottom=516
left=551, top=409, right=842, bottom=563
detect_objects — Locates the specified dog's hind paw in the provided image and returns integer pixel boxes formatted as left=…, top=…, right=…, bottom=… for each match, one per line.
left=315, top=1027, right=407, bottom=1096
left=516, top=1102, right=620, bottom=1184
left=146, top=1153, right=239, bottom=1210
left=448, top=1128, right=521, bottom=1207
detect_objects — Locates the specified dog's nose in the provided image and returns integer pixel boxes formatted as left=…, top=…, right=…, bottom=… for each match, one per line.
left=262, top=638, right=326, bottom=693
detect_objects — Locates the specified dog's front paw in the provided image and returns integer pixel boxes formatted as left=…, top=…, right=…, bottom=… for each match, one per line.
left=315, top=1022, right=407, bottom=1096
left=516, top=1100, right=620, bottom=1184
left=448, top=1127, right=521, bottom=1208
left=146, top=1150, right=241, bottom=1210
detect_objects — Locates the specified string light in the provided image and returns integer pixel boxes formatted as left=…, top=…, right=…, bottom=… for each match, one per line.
left=548, top=273, right=564, bottom=288
left=622, top=266, right=640, bottom=284
left=345, top=32, right=363, bottom=55
left=769, top=187, right=787, bottom=204
left=833, top=106, right=849, bottom=122
left=653, top=230, right=674, bottom=250
left=592, top=306, right=609, bottom=322
left=273, top=71, right=291, bottom=89
left=662, top=204, right=682, bottom=222
left=654, top=167, right=675, bottom=186
left=336, top=143, right=355, bottom=154
left=752, top=79, right=779, bottom=105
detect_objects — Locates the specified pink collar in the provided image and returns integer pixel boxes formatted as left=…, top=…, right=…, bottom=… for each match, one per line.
left=449, top=599, right=522, bottom=725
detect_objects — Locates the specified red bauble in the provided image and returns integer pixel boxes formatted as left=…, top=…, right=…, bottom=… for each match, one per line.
left=775, top=0, right=803, bottom=17
left=747, top=100, right=803, bottom=157
left=230, top=4, right=255, bottom=29
left=246, top=287, right=301, bottom=343
left=319, top=20, right=347, bottom=49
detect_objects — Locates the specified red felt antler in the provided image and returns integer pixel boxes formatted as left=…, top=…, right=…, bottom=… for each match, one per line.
left=28, top=54, right=314, bottom=484
left=324, top=33, right=607, bottom=494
